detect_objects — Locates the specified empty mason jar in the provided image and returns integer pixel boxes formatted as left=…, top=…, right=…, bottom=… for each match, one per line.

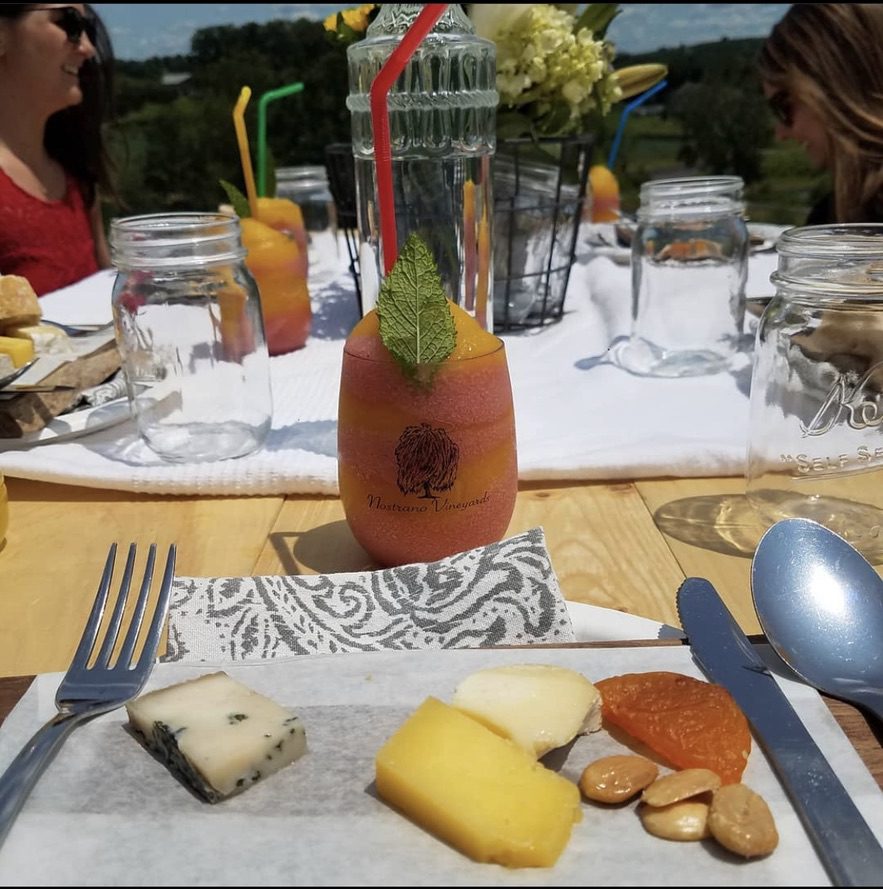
left=275, top=166, right=336, bottom=233
left=611, top=175, right=749, bottom=377
left=110, top=213, right=273, bottom=463
left=746, top=224, right=883, bottom=555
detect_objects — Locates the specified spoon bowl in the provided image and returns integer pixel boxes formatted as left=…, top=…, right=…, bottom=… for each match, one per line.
left=751, top=517, right=883, bottom=722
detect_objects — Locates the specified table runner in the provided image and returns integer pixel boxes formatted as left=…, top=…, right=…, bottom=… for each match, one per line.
left=0, top=242, right=780, bottom=494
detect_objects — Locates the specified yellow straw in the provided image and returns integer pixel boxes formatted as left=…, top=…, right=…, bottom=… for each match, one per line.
left=232, top=86, right=258, bottom=218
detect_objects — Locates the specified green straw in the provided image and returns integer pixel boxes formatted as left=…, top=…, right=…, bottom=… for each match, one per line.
left=257, top=82, right=305, bottom=197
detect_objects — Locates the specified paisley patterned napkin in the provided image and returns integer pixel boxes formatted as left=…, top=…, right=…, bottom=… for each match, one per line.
left=162, top=527, right=575, bottom=663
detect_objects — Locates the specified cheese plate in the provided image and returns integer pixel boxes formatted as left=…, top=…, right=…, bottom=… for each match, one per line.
left=0, top=645, right=879, bottom=886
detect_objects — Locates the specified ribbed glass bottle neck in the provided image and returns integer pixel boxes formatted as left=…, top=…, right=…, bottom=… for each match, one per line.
left=346, top=3, right=497, bottom=159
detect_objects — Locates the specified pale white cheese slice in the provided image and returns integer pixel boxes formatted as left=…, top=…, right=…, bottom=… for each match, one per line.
left=4, top=323, right=74, bottom=357
left=452, top=663, right=602, bottom=759
left=126, top=671, right=307, bottom=802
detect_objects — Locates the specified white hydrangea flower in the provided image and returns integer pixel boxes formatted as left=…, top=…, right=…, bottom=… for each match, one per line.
left=490, top=4, right=621, bottom=135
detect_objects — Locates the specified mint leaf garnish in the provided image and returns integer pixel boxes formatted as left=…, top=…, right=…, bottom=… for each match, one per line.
left=376, top=233, right=456, bottom=383
left=220, top=180, right=251, bottom=218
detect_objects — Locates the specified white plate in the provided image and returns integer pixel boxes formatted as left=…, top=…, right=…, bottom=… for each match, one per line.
left=748, top=222, right=790, bottom=253
left=0, top=396, right=132, bottom=450
left=566, top=600, right=680, bottom=641
left=0, top=646, right=879, bottom=886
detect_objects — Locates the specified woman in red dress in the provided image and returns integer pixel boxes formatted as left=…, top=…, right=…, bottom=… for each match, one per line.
left=0, top=4, right=116, bottom=295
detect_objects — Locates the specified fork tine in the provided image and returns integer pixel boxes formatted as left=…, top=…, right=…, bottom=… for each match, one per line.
left=94, top=543, right=137, bottom=668
left=133, top=545, right=176, bottom=680
left=68, top=544, right=117, bottom=670
left=115, top=544, right=156, bottom=668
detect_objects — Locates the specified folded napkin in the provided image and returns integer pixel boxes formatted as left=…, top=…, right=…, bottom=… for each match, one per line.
left=161, top=528, right=575, bottom=664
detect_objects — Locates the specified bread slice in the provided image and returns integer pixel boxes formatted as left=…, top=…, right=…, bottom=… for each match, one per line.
left=0, top=275, right=41, bottom=326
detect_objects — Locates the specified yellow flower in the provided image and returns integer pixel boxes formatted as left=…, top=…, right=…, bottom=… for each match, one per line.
left=324, top=3, right=376, bottom=40
left=342, top=4, right=374, bottom=32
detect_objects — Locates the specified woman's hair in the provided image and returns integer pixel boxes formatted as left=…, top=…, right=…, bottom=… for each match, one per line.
left=0, top=4, right=116, bottom=206
left=758, top=4, right=883, bottom=223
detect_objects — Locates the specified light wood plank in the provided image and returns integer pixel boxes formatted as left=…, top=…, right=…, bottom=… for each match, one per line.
left=634, top=476, right=765, bottom=633
left=258, top=481, right=687, bottom=627
left=0, top=478, right=283, bottom=677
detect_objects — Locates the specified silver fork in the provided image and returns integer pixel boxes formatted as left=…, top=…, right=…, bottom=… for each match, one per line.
left=41, top=319, right=115, bottom=337
left=0, top=542, right=176, bottom=848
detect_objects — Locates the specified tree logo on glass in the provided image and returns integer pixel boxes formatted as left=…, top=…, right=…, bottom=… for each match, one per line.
left=395, top=423, right=460, bottom=500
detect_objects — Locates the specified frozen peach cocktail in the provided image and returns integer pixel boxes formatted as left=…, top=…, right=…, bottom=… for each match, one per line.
left=240, top=207, right=311, bottom=356
left=337, top=234, right=517, bottom=567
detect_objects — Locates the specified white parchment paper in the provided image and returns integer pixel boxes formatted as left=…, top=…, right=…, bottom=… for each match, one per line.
left=0, top=645, right=880, bottom=887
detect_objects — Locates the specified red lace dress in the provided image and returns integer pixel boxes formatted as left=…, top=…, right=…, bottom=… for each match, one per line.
left=0, top=167, right=99, bottom=296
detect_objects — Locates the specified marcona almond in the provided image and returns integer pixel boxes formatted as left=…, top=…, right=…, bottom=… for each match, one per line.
left=639, top=799, right=711, bottom=841
left=579, top=754, right=659, bottom=803
left=708, top=783, right=779, bottom=858
left=641, top=767, right=722, bottom=807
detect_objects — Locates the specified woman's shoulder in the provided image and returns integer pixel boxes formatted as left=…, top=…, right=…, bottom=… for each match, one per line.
left=0, top=166, right=87, bottom=208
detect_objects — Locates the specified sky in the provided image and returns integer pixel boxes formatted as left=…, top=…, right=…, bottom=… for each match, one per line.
left=92, top=4, right=792, bottom=62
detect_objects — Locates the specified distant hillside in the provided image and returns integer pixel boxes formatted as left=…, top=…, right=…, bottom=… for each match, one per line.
left=618, top=37, right=766, bottom=88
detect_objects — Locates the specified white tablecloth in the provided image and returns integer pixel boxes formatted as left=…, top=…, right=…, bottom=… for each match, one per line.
left=0, top=240, right=779, bottom=494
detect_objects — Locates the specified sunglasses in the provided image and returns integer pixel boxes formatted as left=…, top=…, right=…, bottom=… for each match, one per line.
left=768, top=90, right=794, bottom=128
left=28, top=6, right=96, bottom=45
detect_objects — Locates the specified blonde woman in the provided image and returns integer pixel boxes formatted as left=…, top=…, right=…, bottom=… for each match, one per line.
left=758, top=3, right=883, bottom=225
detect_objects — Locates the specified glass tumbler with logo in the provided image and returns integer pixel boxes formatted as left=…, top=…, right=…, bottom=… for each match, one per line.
left=611, top=175, right=749, bottom=377
left=746, top=224, right=883, bottom=557
left=338, top=308, right=518, bottom=567
left=110, top=212, right=273, bottom=463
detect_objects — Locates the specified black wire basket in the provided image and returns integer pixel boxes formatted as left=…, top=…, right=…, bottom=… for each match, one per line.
left=492, top=133, right=592, bottom=331
left=324, top=142, right=362, bottom=313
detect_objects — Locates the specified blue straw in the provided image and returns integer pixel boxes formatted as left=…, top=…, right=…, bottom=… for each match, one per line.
left=607, top=79, right=668, bottom=171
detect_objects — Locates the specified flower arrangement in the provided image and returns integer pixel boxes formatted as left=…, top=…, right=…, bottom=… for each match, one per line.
left=324, top=3, right=666, bottom=140
left=323, top=3, right=378, bottom=43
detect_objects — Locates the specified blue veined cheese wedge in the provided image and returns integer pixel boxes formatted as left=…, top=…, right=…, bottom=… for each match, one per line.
left=125, top=671, right=307, bottom=803
left=452, top=663, right=602, bottom=758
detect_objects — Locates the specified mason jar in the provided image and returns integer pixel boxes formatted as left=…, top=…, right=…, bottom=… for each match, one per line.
left=275, top=166, right=336, bottom=233
left=110, top=213, right=273, bottom=463
left=746, top=224, right=883, bottom=556
left=611, top=175, right=749, bottom=377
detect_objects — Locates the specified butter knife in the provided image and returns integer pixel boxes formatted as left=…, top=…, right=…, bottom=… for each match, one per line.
left=676, top=577, right=883, bottom=887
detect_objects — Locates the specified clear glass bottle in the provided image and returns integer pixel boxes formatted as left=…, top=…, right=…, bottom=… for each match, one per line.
left=346, top=3, right=497, bottom=328
left=611, top=175, right=749, bottom=377
left=110, top=212, right=272, bottom=463
left=746, top=224, right=883, bottom=556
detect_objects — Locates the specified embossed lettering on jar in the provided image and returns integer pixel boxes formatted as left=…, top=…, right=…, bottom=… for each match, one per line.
left=746, top=224, right=883, bottom=558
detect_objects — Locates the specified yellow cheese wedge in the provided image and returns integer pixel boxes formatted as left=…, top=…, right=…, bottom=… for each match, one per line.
left=375, top=696, right=582, bottom=868
left=0, top=335, right=35, bottom=368
left=452, top=663, right=602, bottom=758
left=4, top=323, right=73, bottom=357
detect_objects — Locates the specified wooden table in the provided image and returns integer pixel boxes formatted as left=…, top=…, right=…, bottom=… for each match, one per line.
left=0, top=474, right=770, bottom=678
left=1, top=472, right=882, bottom=786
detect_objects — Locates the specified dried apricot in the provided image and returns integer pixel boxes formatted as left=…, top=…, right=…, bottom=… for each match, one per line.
left=595, top=672, right=751, bottom=784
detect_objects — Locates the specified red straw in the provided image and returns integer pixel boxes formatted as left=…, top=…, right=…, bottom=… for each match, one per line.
left=370, top=3, right=447, bottom=275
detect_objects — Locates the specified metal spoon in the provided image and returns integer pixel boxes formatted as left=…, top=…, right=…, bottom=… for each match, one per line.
left=751, top=517, right=883, bottom=722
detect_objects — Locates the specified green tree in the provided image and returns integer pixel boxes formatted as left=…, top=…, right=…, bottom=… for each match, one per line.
left=669, top=81, right=772, bottom=183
